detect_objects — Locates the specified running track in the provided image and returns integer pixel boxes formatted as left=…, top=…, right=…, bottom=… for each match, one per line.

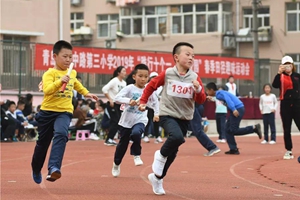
left=1, top=135, right=300, bottom=200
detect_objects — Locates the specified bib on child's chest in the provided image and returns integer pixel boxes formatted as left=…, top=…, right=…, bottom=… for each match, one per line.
left=167, top=80, right=194, bottom=98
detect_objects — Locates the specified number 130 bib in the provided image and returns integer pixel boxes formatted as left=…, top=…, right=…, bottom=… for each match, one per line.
left=167, top=80, right=194, bottom=98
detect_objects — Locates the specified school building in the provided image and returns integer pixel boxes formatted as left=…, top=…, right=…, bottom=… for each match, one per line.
left=0, top=0, right=300, bottom=96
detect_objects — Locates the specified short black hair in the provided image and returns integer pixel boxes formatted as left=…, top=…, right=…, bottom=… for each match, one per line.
left=17, top=99, right=26, bottom=106
left=8, top=101, right=16, bottom=107
left=133, top=64, right=149, bottom=75
left=53, top=40, right=73, bottom=55
left=206, top=82, right=218, bottom=91
left=172, top=42, right=194, bottom=56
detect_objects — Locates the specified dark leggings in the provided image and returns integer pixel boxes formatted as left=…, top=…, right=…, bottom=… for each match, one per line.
left=144, top=108, right=160, bottom=138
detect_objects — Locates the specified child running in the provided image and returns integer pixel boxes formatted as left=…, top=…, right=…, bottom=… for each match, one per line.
left=112, top=64, right=159, bottom=177
left=138, top=42, right=206, bottom=195
left=31, top=40, right=98, bottom=184
left=259, top=83, right=277, bottom=144
left=206, top=82, right=262, bottom=155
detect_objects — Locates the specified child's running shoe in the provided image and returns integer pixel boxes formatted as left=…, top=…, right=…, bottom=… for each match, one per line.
left=46, top=168, right=61, bottom=182
left=112, top=162, right=120, bottom=177
left=203, top=147, right=221, bottom=156
left=32, top=171, right=42, bottom=184
left=283, top=151, right=294, bottom=160
left=148, top=173, right=165, bottom=195
left=154, top=136, right=163, bottom=143
left=134, top=156, right=143, bottom=166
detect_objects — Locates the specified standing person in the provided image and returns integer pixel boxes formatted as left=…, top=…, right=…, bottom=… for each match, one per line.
left=206, top=82, right=262, bottom=155
left=73, top=76, right=85, bottom=100
left=225, top=75, right=239, bottom=97
left=259, top=83, right=278, bottom=144
left=272, top=55, right=300, bottom=159
left=102, top=66, right=127, bottom=146
left=31, top=40, right=98, bottom=184
left=139, top=42, right=206, bottom=195
left=143, top=71, right=163, bottom=143
left=112, top=64, right=159, bottom=177
left=215, top=86, right=227, bottom=143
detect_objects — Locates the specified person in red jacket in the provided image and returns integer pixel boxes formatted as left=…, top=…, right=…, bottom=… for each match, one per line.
left=138, top=42, right=206, bottom=196
left=272, top=55, right=300, bottom=160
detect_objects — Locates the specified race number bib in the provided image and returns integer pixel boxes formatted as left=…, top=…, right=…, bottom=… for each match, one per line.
left=167, top=80, right=194, bottom=98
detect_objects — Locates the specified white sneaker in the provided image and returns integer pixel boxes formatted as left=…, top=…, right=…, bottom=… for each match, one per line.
left=220, top=139, right=226, bottom=143
left=269, top=140, right=276, bottom=144
left=89, top=133, right=100, bottom=140
left=155, top=136, right=163, bottom=143
left=143, top=136, right=150, bottom=143
left=152, top=150, right=167, bottom=176
left=283, top=151, right=294, bottom=160
left=148, top=173, right=166, bottom=195
left=134, top=156, right=143, bottom=166
left=261, top=140, right=267, bottom=144
left=112, top=163, right=120, bottom=177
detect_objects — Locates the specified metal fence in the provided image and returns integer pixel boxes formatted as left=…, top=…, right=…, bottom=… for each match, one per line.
left=0, top=40, right=281, bottom=97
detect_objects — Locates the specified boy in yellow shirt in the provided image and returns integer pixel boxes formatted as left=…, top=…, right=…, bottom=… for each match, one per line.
left=31, top=40, right=98, bottom=184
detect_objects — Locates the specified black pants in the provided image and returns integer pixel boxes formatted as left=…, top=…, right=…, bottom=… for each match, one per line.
left=262, top=113, right=276, bottom=141
left=280, top=100, right=300, bottom=151
left=159, top=116, right=189, bottom=179
left=106, top=103, right=121, bottom=141
left=144, top=108, right=160, bottom=138
left=1, top=115, right=16, bottom=139
left=114, top=123, right=145, bottom=165
left=216, top=113, right=226, bottom=140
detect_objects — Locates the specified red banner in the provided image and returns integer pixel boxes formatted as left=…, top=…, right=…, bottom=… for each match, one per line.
left=35, top=43, right=254, bottom=80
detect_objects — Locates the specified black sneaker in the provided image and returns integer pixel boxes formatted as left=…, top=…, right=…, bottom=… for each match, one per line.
left=254, top=124, right=262, bottom=139
left=225, top=149, right=240, bottom=155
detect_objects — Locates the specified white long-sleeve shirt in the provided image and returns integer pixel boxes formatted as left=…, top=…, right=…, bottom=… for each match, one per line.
left=102, top=77, right=126, bottom=101
left=114, top=84, right=159, bottom=128
left=259, top=93, right=278, bottom=114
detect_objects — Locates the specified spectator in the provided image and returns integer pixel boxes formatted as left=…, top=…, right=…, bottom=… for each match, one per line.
left=225, top=75, right=239, bottom=97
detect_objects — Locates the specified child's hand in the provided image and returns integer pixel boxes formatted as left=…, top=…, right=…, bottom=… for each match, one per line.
left=153, top=115, right=159, bottom=122
left=192, top=80, right=201, bottom=92
left=85, top=93, right=99, bottom=101
left=61, top=75, right=70, bottom=83
left=206, top=96, right=214, bottom=101
left=138, top=104, right=147, bottom=111
left=129, top=99, right=137, bottom=106
left=271, top=109, right=275, bottom=113
left=22, top=121, right=29, bottom=126
left=38, top=81, right=43, bottom=91
left=233, top=110, right=239, bottom=117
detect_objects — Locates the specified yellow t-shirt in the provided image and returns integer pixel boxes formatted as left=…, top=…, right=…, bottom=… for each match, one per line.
left=41, top=68, right=89, bottom=113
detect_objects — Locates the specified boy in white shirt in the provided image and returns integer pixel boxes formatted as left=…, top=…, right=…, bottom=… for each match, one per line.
left=259, top=83, right=278, bottom=144
left=111, top=64, right=159, bottom=177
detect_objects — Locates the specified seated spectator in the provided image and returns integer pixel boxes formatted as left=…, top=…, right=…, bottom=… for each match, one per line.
left=1, top=100, right=16, bottom=142
left=93, top=100, right=106, bottom=139
left=72, top=100, right=100, bottom=140
left=5, top=101, right=28, bottom=141
left=15, top=99, right=37, bottom=139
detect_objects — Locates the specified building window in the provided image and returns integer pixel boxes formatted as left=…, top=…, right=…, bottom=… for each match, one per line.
left=289, top=54, right=300, bottom=72
left=286, top=2, right=300, bottom=32
left=243, top=7, right=270, bottom=28
left=120, top=6, right=167, bottom=35
left=97, top=14, right=119, bottom=38
left=120, top=7, right=143, bottom=35
left=70, top=12, right=84, bottom=33
left=170, top=3, right=231, bottom=34
left=171, top=4, right=194, bottom=34
left=145, top=6, right=167, bottom=35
